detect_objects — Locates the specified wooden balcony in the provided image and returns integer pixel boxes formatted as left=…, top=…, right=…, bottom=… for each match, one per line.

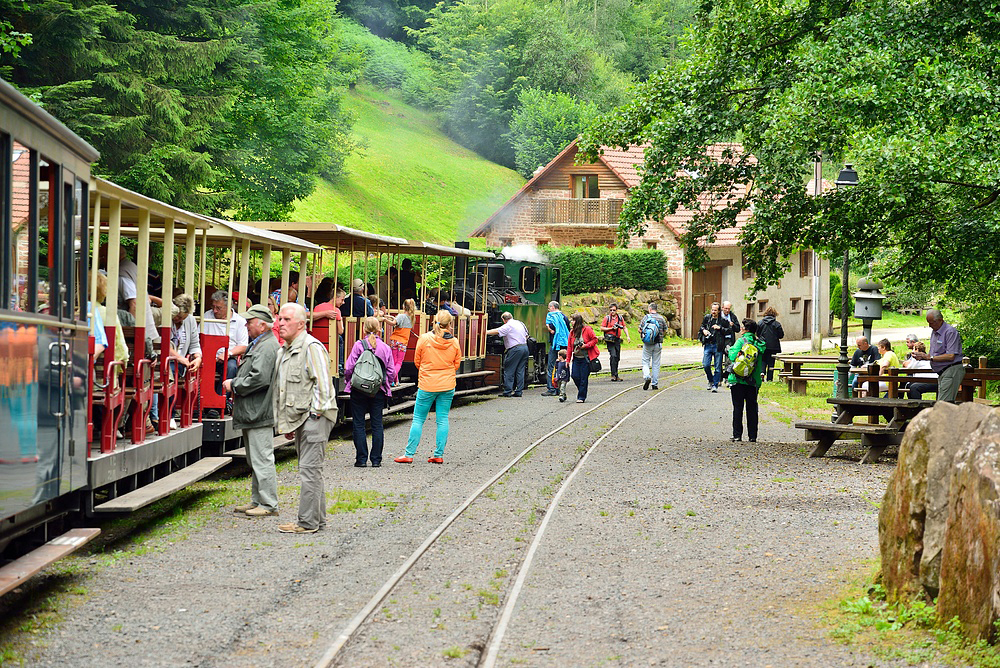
left=531, top=198, right=623, bottom=227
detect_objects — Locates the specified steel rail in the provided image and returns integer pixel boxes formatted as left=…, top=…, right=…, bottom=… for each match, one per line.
left=313, top=371, right=691, bottom=668
left=480, top=370, right=701, bottom=666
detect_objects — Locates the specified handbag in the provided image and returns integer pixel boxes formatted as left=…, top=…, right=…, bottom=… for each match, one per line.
left=589, top=357, right=602, bottom=372
left=603, top=332, right=618, bottom=344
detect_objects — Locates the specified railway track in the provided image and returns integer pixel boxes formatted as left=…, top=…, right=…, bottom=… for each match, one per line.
left=315, top=368, right=702, bottom=667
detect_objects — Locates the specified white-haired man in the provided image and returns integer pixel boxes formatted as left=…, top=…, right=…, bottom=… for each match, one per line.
left=486, top=311, right=529, bottom=397
left=273, top=303, right=338, bottom=534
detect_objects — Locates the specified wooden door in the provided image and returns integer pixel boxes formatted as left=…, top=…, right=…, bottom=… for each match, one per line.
left=690, top=267, right=723, bottom=338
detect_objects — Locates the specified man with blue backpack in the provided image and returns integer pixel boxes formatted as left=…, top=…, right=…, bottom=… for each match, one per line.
left=727, top=318, right=765, bottom=443
left=639, top=302, right=668, bottom=390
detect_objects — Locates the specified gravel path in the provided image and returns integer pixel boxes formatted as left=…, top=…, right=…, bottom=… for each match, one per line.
left=8, top=369, right=909, bottom=666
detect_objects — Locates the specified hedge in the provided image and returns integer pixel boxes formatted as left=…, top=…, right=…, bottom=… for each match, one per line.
left=539, top=246, right=667, bottom=294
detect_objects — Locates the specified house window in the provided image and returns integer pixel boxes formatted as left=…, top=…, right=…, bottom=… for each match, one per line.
left=790, top=297, right=802, bottom=314
left=757, top=299, right=769, bottom=314
left=536, top=238, right=550, bottom=247
left=741, top=254, right=755, bottom=280
left=745, top=304, right=755, bottom=320
left=578, top=239, right=613, bottom=248
left=645, top=241, right=658, bottom=249
left=499, top=237, right=513, bottom=247
left=799, top=249, right=814, bottom=277
left=572, top=175, right=600, bottom=199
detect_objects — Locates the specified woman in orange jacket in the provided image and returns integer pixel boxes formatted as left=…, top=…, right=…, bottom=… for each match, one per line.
left=395, top=310, right=462, bottom=464
left=566, top=313, right=599, bottom=403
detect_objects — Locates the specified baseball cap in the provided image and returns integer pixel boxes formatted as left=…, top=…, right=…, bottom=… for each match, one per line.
left=351, top=278, right=365, bottom=291
left=240, top=304, right=274, bottom=324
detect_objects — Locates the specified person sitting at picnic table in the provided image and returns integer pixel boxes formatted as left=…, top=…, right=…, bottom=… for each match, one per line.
left=905, top=342, right=938, bottom=400
left=849, top=336, right=880, bottom=395
left=866, top=338, right=901, bottom=397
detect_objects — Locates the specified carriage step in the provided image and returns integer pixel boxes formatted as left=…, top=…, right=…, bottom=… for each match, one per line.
left=225, top=435, right=295, bottom=459
left=0, top=528, right=101, bottom=597
left=93, top=457, right=232, bottom=512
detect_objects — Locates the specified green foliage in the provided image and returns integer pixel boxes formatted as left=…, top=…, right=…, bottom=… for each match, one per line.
left=540, top=246, right=666, bottom=294
left=1, top=0, right=354, bottom=220
left=293, top=86, right=524, bottom=242
left=958, top=286, right=1000, bottom=365
left=829, top=282, right=854, bottom=320
left=414, top=0, right=634, bottom=167
left=507, top=88, right=597, bottom=178
left=582, top=0, right=1000, bottom=334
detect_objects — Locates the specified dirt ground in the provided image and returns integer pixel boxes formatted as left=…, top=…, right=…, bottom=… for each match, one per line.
left=3, top=369, right=913, bottom=667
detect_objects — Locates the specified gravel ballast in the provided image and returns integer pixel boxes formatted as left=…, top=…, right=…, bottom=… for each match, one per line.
left=6, top=370, right=912, bottom=666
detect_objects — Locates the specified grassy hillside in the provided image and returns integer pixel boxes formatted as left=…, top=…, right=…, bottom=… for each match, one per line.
left=293, top=86, right=525, bottom=243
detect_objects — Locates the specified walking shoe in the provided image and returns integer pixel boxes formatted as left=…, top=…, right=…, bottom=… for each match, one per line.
left=559, top=394, right=567, bottom=402
left=643, top=378, right=651, bottom=390
left=233, top=503, right=258, bottom=514
left=428, top=457, right=444, bottom=464
left=541, top=390, right=559, bottom=396
left=500, top=393, right=512, bottom=397
left=354, top=462, right=367, bottom=467
left=513, top=393, right=522, bottom=397
left=730, top=436, right=742, bottom=442
left=707, top=383, right=714, bottom=391
left=748, top=438, right=757, bottom=443
left=245, top=506, right=278, bottom=517
left=651, top=384, right=658, bottom=390
left=394, top=456, right=413, bottom=463
left=576, top=399, right=585, bottom=403
left=277, top=523, right=317, bottom=534
left=712, top=386, right=718, bottom=393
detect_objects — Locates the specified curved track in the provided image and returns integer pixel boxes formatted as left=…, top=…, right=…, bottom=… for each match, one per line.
left=315, top=368, right=701, bottom=668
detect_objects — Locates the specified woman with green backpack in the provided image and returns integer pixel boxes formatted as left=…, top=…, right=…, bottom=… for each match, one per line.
left=727, top=318, right=765, bottom=443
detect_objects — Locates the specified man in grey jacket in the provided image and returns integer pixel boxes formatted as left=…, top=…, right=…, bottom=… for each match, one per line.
left=224, top=305, right=280, bottom=517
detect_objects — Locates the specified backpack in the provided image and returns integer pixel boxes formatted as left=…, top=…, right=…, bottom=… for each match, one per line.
left=352, top=339, right=386, bottom=397
left=731, top=337, right=761, bottom=379
left=640, top=316, right=661, bottom=344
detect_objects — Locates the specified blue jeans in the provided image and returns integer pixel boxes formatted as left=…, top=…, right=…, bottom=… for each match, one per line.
left=641, top=343, right=662, bottom=385
left=351, top=389, right=385, bottom=465
left=571, top=357, right=590, bottom=401
left=405, top=388, right=455, bottom=457
left=703, top=344, right=724, bottom=386
left=546, top=345, right=564, bottom=391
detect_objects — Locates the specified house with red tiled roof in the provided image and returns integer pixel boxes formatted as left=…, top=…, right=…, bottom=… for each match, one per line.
left=471, top=140, right=830, bottom=339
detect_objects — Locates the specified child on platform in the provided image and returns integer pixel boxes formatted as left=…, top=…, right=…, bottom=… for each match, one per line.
left=553, top=348, right=570, bottom=402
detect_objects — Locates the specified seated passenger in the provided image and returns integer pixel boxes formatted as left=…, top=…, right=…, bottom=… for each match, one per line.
left=871, top=338, right=901, bottom=396
left=202, top=290, right=248, bottom=417
left=906, top=342, right=938, bottom=400
left=341, top=278, right=374, bottom=319
left=849, top=336, right=880, bottom=395
left=169, top=294, right=203, bottom=374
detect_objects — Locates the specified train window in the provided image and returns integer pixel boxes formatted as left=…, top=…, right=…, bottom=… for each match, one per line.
left=8, top=141, right=36, bottom=312
left=520, top=266, right=540, bottom=293
left=36, top=156, right=53, bottom=314
left=72, top=177, right=87, bottom=322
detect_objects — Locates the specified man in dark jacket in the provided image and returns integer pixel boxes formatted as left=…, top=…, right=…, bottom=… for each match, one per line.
left=756, top=307, right=784, bottom=381
left=223, top=304, right=280, bottom=517
left=699, top=302, right=731, bottom=392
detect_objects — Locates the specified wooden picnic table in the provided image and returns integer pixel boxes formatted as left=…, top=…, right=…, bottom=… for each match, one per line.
left=794, top=396, right=937, bottom=464
left=775, top=354, right=838, bottom=394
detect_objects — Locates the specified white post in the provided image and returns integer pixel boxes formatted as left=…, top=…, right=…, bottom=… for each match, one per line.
left=811, top=152, right=822, bottom=353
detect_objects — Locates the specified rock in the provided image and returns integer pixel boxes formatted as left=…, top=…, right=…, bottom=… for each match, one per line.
left=623, top=288, right=638, bottom=301
left=879, top=402, right=992, bottom=603
left=581, top=308, right=598, bottom=324
left=938, top=409, right=1000, bottom=640
left=669, top=318, right=682, bottom=333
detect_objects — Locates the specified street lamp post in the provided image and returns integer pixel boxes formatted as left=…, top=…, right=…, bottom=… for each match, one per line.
left=834, top=164, right=859, bottom=402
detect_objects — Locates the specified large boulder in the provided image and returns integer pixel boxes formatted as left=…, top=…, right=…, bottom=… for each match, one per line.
left=938, top=409, right=1000, bottom=640
left=879, top=402, right=993, bottom=602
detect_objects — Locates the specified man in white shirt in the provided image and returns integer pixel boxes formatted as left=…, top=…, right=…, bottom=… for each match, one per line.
left=203, top=290, right=248, bottom=417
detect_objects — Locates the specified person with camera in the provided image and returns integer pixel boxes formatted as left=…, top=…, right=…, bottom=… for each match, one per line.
left=699, top=302, right=731, bottom=392
left=600, top=302, right=630, bottom=381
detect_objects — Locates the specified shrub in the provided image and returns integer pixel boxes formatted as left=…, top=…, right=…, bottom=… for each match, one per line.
left=539, top=246, right=666, bottom=294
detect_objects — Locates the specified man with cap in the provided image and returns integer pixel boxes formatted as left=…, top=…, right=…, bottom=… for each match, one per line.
left=340, top=278, right=374, bottom=319
left=223, top=304, right=281, bottom=517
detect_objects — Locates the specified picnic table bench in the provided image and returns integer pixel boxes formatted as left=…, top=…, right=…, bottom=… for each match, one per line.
left=794, top=358, right=999, bottom=464
left=775, top=354, right=838, bottom=394
left=795, top=397, right=936, bottom=463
